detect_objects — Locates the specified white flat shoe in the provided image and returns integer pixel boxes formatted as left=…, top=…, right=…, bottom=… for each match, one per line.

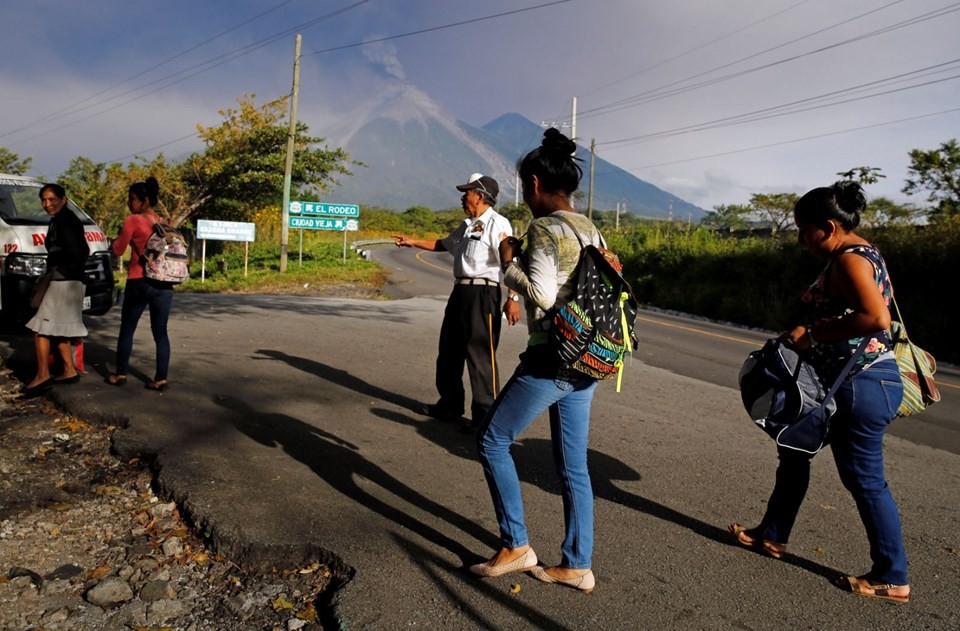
left=469, top=548, right=538, bottom=577
left=530, top=567, right=595, bottom=593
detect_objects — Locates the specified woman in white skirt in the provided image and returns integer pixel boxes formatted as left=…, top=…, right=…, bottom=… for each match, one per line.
left=22, top=184, right=89, bottom=397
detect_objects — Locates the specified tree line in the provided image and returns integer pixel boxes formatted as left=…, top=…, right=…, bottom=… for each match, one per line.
left=700, top=144, right=960, bottom=232
left=1, top=95, right=353, bottom=235
left=4, top=92, right=959, bottom=236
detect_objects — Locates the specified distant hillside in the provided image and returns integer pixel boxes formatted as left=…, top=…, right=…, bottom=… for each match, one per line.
left=483, top=114, right=705, bottom=220
left=326, top=82, right=706, bottom=219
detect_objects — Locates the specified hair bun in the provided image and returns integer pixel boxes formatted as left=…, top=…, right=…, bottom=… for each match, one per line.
left=832, top=180, right=866, bottom=213
left=541, top=128, right=576, bottom=155
left=145, top=176, right=160, bottom=196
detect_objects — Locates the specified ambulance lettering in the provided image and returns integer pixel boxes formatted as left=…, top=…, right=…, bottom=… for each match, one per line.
left=32, top=233, right=46, bottom=246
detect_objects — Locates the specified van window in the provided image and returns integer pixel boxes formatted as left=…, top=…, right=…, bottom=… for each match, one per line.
left=0, top=180, right=95, bottom=226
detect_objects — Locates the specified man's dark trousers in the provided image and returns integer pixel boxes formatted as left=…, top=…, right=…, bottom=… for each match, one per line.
left=435, top=283, right=502, bottom=423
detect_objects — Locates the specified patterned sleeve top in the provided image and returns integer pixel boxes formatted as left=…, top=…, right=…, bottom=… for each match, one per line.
left=503, top=210, right=603, bottom=347
left=802, top=243, right=895, bottom=380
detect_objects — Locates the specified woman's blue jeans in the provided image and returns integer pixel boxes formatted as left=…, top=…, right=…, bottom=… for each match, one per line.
left=116, top=278, right=174, bottom=381
left=759, top=359, right=908, bottom=584
left=476, top=365, right=599, bottom=570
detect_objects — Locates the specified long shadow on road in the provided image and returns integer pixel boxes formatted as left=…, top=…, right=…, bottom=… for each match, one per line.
left=245, top=349, right=842, bottom=584
left=214, top=395, right=500, bottom=564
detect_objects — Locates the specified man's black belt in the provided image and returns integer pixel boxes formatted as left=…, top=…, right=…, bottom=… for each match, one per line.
left=455, top=277, right=498, bottom=286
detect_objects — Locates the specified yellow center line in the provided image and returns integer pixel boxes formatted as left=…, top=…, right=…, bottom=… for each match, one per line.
left=415, top=251, right=452, bottom=274
left=636, top=315, right=761, bottom=346
left=636, top=315, right=959, bottom=391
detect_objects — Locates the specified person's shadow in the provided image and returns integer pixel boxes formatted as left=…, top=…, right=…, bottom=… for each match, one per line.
left=213, top=395, right=500, bottom=566
left=252, top=349, right=842, bottom=582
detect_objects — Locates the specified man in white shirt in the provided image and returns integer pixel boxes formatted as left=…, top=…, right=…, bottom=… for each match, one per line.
left=393, top=173, right=520, bottom=430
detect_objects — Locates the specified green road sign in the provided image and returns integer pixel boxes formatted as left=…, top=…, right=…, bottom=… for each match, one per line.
left=288, top=201, right=360, bottom=217
left=289, top=216, right=359, bottom=231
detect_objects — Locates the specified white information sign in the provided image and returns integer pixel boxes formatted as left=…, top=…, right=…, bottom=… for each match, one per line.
left=196, top=219, right=256, bottom=242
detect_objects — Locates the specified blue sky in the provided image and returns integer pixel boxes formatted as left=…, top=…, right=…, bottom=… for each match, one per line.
left=2, top=0, right=958, bottom=210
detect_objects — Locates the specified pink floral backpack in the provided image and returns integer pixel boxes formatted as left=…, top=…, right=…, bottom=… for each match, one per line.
left=142, top=220, right=189, bottom=283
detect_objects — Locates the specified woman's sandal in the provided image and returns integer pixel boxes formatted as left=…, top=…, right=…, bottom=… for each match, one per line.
left=837, top=575, right=910, bottom=603
left=468, top=547, right=538, bottom=578
left=729, top=524, right=786, bottom=559
left=105, top=373, right=127, bottom=387
left=145, top=380, right=168, bottom=392
left=530, top=567, right=596, bottom=593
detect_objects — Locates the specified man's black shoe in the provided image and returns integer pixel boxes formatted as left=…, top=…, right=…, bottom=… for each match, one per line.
left=459, top=419, right=481, bottom=435
left=420, top=403, right=461, bottom=423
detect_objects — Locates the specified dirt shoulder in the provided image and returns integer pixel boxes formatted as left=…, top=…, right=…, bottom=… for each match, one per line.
left=0, top=365, right=338, bottom=630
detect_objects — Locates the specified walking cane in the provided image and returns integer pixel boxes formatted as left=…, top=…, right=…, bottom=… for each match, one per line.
left=488, top=313, right=497, bottom=398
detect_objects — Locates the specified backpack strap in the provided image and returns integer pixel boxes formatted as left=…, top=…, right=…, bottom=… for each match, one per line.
left=820, top=335, right=873, bottom=409
left=130, top=213, right=161, bottom=266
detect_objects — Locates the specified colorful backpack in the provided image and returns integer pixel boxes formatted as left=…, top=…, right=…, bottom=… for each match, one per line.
left=549, top=215, right=639, bottom=391
left=143, top=222, right=189, bottom=284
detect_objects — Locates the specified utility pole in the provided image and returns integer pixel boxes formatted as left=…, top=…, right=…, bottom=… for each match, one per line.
left=571, top=97, right=577, bottom=143
left=279, top=34, right=302, bottom=273
left=587, top=138, right=595, bottom=220
left=616, top=201, right=621, bottom=230
left=538, top=97, right=578, bottom=145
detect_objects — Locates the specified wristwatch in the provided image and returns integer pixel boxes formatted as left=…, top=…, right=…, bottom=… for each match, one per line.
left=508, top=294, right=520, bottom=302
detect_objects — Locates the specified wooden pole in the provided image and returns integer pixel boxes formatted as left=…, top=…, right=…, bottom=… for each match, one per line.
left=280, top=34, right=302, bottom=273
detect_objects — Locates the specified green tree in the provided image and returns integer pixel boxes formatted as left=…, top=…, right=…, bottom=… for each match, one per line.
left=499, top=202, right=532, bottom=235
left=57, top=157, right=125, bottom=232
left=837, top=166, right=885, bottom=186
left=0, top=147, right=32, bottom=175
left=401, top=206, right=438, bottom=233
left=749, top=193, right=799, bottom=233
left=701, top=204, right=750, bottom=231
left=176, top=94, right=354, bottom=228
left=860, top=197, right=918, bottom=228
left=902, top=139, right=960, bottom=217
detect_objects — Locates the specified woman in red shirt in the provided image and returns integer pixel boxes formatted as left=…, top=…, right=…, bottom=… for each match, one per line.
left=106, top=177, right=174, bottom=391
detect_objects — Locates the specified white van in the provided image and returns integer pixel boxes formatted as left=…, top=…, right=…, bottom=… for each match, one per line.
left=0, top=173, right=115, bottom=323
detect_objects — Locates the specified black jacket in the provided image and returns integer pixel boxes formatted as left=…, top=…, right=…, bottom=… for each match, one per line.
left=46, top=209, right=89, bottom=281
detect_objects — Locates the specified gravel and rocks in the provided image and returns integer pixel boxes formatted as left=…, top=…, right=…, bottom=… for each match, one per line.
left=0, top=364, right=338, bottom=630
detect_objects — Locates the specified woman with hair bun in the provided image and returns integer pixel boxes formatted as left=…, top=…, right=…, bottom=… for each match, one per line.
left=470, top=129, right=603, bottom=593
left=107, top=177, right=175, bottom=392
left=730, top=181, right=910, bottom=603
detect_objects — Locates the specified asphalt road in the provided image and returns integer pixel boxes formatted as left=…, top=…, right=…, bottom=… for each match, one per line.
left=372, top=245, right=960, bottom=455
left=0, top=249, right=956, bottom=629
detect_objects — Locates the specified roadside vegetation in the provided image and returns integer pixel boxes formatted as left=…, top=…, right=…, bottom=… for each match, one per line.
left=2, top=97, right=957, bottom=361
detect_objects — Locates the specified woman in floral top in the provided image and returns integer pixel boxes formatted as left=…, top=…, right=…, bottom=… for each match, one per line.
left=469, top=129, right=602, bottom=593
left=730, top=181, right=909, bottom=603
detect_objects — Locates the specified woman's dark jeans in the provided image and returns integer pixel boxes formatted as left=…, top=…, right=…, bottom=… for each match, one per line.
left=758, top=359, right=908, bottom=584
left=115, top=278, right=174, bottom=381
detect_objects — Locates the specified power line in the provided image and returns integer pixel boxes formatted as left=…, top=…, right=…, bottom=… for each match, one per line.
left=305, top=0, right=574, bottom=56
left=592, top=107, right=960, bottom=176
left=105, top=132, right=203, bottom=165
left=578, top=0, right=816, bottom=98
left=578, top=1, right=958, bottom=121
left=6, top=0, right=571, bottom=155
left=598, top=58, right=960, bottom=148
left=4, top=1, right=372, bottom=146
left=0, top=0, right=300, bottom=139
left=537, top=0, right=913, bottom=132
